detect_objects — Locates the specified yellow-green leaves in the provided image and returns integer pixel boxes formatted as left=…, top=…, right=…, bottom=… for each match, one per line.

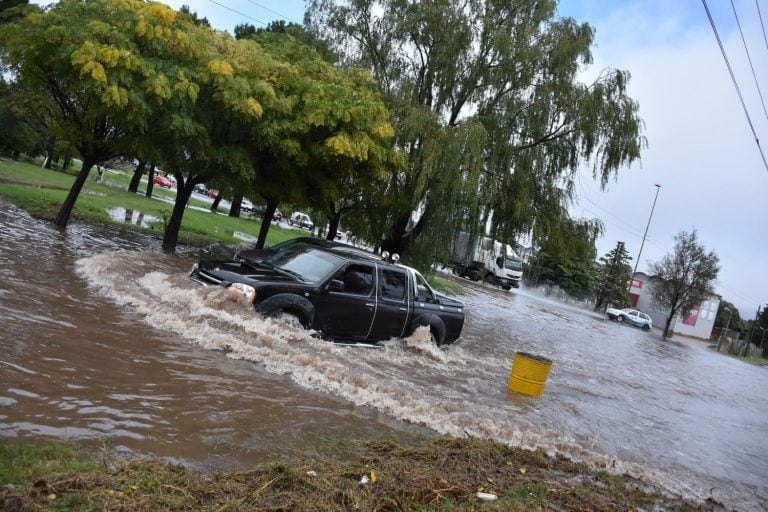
left=207, top=59, right=234, bottom=77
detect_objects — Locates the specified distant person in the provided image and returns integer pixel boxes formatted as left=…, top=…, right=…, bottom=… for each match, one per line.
left=96, top=165, right=105, bottom=183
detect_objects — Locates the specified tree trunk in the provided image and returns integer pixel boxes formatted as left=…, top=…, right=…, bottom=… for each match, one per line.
left=54, top=158, right=96, bottom=228
left=210, top=192, right=222, bottom=212
left=663, top=313, right=675, bottom=339
left=162, top=182, right=194, bottom=254
left=128, top=160, right=146, bottom=193
left=229, top=192, right=243, bottom=218
left=255, top=199, right=279, bottom=249
left=326, top=214, right=341, bottom=241
left=381, top=213, right=410, bottom=255
left=42, top=136, right=55, bottom=169
left=145, top=163, right=156, bottom=198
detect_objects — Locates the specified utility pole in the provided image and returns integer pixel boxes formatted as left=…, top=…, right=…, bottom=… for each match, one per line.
left=743, top=305, right=763, bottom=356
left=629, top=184, right=661, bottom=293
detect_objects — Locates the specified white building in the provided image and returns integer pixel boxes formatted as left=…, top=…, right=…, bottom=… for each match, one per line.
left=629, top=272, right=720, bottom=340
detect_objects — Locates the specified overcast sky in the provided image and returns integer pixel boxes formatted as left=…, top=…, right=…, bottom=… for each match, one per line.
left=144, top=0, right=768, bottom=318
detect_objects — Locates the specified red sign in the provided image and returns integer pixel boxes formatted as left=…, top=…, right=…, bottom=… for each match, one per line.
left=682, top=304, right=700, bottom=326
left=631, top=279, right=643, bottom=289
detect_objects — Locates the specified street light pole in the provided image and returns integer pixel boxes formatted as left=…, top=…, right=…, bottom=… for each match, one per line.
left=629, top=184, right=661, bottom=293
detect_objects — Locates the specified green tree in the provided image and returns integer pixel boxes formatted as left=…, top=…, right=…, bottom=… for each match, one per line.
left=236, top=31, right=397, bottom=249
left=649, top=230, right=720, bottom=338
left=0, top=0, right=207, bottom=229
left=526, top=216, right=602, bottom=298
left=714, top=300, right=742, bottom=332
left=155, top=31, right=281, bottom=253
left=593, top=241, right=632, bottom=312
left=308, top=0, right=644, bottom=268
left=0, top=78, right=44, bottom=158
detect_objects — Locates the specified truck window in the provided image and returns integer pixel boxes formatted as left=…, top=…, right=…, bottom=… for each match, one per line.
left=413, top=272, right=435, bottom=303
left=336, top=264, right=374, bottom=295
left=380, top=269, right=407, bottom=300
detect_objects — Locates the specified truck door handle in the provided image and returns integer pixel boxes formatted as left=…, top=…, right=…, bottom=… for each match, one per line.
left=365, top=303, right=375, bottom=308
left=398, top=307, right=407, bottom=311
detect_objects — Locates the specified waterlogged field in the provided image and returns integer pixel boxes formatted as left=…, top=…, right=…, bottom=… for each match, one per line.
left=1, top=202, right=766, bottom=510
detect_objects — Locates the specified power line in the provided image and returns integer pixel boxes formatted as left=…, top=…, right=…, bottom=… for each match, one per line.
left=730, top=0, right=768, bottom=122
left=242, top=0, right=302, bottom=25
left=206, top=0, right=269, bottom=27
left=756, top=0, right=768, bottom=53
left=701, top=0, right=768, bottom=174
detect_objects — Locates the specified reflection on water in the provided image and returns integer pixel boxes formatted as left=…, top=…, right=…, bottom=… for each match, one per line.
left=106, top=207, right=159, bottom=228
left=0, top=201, right=766, bottom=510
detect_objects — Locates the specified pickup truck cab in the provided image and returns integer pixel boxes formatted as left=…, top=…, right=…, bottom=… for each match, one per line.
left=190, top=241, right=465, bottom=345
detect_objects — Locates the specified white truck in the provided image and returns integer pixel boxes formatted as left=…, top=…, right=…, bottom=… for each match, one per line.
left=450, top=232, right=523, bottom=290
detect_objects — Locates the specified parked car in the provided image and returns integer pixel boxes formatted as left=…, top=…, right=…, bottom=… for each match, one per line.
left=190, top=241, right=465, bottom=345
left=606, top=307, right=653, bottom=331
left=289, top=211, right=314, bottom=230
left=207, top=188, right=220, bottom=198
left=193, top=183, right=208, bottom=195
left=152, top=175, right=173, bottom=188
left=246, top=204, right=282, bottom=222
left=241, top=199, right=255, bottom=213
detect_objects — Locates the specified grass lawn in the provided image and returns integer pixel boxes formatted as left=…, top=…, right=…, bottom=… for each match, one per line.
left=0, top=437, right=706, bottom=512
left=0, top=158, right=299, bottom=248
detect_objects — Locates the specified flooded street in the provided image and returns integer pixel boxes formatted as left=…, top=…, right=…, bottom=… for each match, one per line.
left=1, top=201, right=766, bottom=510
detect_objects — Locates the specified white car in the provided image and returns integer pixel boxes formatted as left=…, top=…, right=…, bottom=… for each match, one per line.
left=289, top=211, right=314, bottom=230
left=606, top=307, right=653, bottom=331
left=241, top=199, right=255, bottom=212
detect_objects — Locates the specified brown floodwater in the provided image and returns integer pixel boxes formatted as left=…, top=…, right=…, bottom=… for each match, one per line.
left=1, top=201, right=766, bottom=510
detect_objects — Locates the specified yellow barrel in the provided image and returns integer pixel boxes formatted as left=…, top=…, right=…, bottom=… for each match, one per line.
left=508, top=352, right=552, bottom=397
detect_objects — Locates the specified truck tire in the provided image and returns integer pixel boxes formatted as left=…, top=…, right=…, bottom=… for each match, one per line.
left=501, top=285, right=511, bottom=291
left=410, top=315, right=446, bottom=346
left=483, top=273, right=494, bottom=285
left=254, top=293, right=314, bottom=328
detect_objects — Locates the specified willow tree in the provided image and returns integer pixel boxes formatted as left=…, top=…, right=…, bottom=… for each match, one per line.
left=308, top=0, right=645, bottom=267
left=0, top=0, right=206, bottom=229
left=526, top=215, right=603, bottom=298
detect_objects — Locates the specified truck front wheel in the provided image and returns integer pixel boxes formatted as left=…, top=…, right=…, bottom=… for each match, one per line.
left=483, top=273, right=494, bottom=285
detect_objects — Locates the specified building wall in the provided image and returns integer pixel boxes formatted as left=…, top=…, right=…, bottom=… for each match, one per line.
left=628, top=272, right=720, bottom=339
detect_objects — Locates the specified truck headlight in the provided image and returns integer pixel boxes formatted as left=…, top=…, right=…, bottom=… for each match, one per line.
left=229, top=282, right=256, bottom=303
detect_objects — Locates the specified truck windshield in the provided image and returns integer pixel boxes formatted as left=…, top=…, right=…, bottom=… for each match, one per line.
left=504, top=258, right=523, bottom=271
left=264, top=246, right=343, bottom=283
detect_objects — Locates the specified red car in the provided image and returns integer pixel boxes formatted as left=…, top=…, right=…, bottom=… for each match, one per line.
left=152, top=175, right=173, bottom=188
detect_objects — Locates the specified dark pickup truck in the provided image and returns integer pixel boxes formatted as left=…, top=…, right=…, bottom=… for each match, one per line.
left=190, top=240, right=465, bottom=345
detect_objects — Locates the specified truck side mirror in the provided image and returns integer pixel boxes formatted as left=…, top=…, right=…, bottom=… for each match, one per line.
left=327, top=279, right=345, bottom=292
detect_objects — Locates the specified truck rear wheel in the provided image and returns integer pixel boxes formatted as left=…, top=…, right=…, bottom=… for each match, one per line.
left=483, top=273, right=494, bottom=285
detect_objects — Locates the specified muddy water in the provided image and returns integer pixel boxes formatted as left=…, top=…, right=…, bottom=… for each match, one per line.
left=1, top=201, right=766, bottom=510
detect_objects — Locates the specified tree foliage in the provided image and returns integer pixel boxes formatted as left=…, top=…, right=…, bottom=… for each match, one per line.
left=649, top=230, right=720, bottom=338
left=0, top=0, right=210, bottom=229
left=525, top=217, right=602, bottom=298
left=0, top=78, right=45, bottom=157
left=714, top=299, right=742, bottom=331
left=307, top=0, right=645, bottom=269
left=593, top=241, right=632, bottom=312
left=234, top=30, right=397, bottom=249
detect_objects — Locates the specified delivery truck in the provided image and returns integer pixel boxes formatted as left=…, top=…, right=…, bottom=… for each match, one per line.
left=450, top=232, right=523, bottom=290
